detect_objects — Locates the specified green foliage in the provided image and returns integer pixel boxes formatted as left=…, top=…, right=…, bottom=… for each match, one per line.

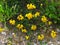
left=0, top=0, right=21, bottom=23
left=45, top=0, right=60, bottom=24
left=0, top=0, right=60, bottom=26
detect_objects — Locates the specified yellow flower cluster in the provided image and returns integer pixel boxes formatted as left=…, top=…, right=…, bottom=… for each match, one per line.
left=16, top=24, right=27, bottom=33
left=31, top=25, right=37, bottom=30
left=25, top=35, right=29, bottom=40
left=17, top=14, right=24, bottom=20
left=9, top=19, right=15, bottom=25
left=41, top=16, right=48, bottom=22
left=21, top=29, right=27, bottom=33
left=51, top=30, right=57, bottom=38
left=16, top=24, right=24, bottom=29
left=37, top=34, right=44, bottom=40
left=0, top=27, right=4, bottom=32
left=8, top=3, right=57, bottom=41
left=25, top=13, right=33, bottom=20
left=27, top=3, right=36, bottom=9
left=34, top=12, right=40, bottom=17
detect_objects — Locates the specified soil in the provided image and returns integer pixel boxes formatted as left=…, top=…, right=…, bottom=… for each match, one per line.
left=0, top=22, right=60, bottom=45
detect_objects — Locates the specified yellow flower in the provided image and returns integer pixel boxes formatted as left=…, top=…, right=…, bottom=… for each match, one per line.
left=27, top=3, right=36, bottom=9
left=48, top=21, right=52, bottom=25
left=34, top=12, right=40, bottom=17
left=0, top=27, right=4, bottom=32
left=9, top=19, right=15, bottom=25
left=40, top=3, right=43, bottom=6
left=51, top=30, right=57, bottom=38
left=16, top=24, right=24, bottom=29
left=41, top=16, right=48, bottom=22
left=25, top=13, right=33, bottom=20
left=31, top=25, right=37, bottom=30
left=21, top=29, right=27, bottom=33
left=17, top=14, right=24, bottom=20
left=25, top=35, right=29, bottom=40
left=37, top=34, right=44, bottom=40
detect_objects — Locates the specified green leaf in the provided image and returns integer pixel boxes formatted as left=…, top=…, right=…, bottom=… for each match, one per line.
left=49, top=14, right=57, bottom=19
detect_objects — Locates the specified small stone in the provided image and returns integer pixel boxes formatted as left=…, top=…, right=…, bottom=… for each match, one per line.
left=48, top=41, right=52, bottom=43
left=34, top=43, right=37, bottom=45
left=12, top=33, right=15, bottom=35
left=57, top=41, right=60, bottom=44
left=1, top=32, right=6, bottom=35
left=51, top=44, right=54, bottom=45
left=57, top=28, right=60, bottom=32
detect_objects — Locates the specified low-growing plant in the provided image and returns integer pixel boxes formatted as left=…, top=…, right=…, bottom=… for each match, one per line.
left=0, top=0, right=60, bottom=45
